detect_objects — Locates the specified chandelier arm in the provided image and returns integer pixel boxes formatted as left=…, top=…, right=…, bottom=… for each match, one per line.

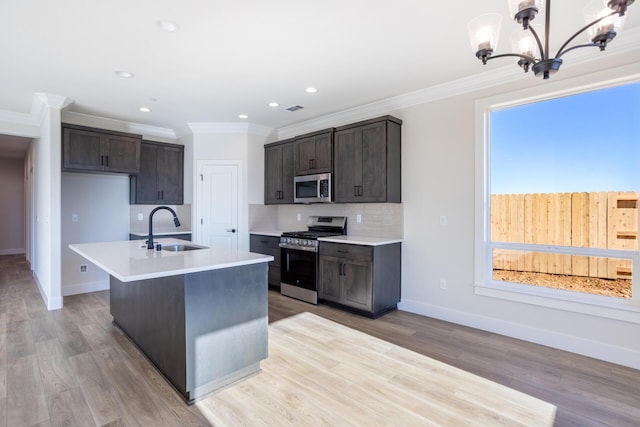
left=557, top=43, right=602, bottom=58
left=486, top=53, right=537, bottom=62
left=554, top=10, right=619, bottom=58
left=527, top=25, right=546, bottom=60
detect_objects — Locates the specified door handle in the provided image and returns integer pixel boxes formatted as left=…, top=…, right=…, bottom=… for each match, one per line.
left=226, top=228, right=236, bottom=233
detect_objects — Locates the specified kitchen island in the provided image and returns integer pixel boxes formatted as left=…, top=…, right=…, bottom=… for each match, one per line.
left=70, top=238, right=273, bottom=404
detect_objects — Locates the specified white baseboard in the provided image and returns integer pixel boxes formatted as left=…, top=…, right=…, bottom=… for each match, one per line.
left=33, top=272, right=63, bottom=311
left=0, top=248, right=25, bottom=255
left=398, top=298, right=640, bottom=370
left=62, top=280, right=109, bottom=296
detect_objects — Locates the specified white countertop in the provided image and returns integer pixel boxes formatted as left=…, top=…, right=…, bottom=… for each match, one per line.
left=250, top=230, right=285, bottom=237
left=129, top=231, right=192, bottom=237
left=318, top=235, right=403, bottom=246
left=69, top=238, right=273, bottom=283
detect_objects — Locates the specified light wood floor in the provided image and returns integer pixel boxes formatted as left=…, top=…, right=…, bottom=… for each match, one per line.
left=1, top=254, right=639, bottom=426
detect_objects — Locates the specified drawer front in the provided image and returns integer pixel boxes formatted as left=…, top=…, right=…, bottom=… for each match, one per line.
left=250, top=235, right=281, bottom=266
left=319, top=242, right=372, bottom=262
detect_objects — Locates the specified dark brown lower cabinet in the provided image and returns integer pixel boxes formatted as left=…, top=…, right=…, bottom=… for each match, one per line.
left=319, top=241, right=401, bottom=318
left=249, top=234, right=281, bottom=288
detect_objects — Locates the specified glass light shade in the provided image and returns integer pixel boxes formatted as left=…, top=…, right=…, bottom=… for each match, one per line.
left=509, top=28, right=540, bottom=58
left=584, top=0, right=626, bottom=41
left=508, top=0, right=543, bottom=19
left=468, top=13, right=502, bottom=54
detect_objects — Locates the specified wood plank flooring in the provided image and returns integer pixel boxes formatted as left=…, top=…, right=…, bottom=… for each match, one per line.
left=1, top=254, right=639, bottom=426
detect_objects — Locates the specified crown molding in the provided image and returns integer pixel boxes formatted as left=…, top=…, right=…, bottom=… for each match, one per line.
left=30, top=93, right=74, bottom=125
left=186, top=122, right=274, bottom=137
left=61, top=111, right=178, bottom=141
left=277, top=27, right=640, bottom=140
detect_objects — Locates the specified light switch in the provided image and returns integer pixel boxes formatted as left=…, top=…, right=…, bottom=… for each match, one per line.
left=439, top=215, right=448, bottom=226
left=356, top=214, right=362, bottom=223
left=138, top=213, right=144, bottom=221
left=72, top=213, right=79, bottom=222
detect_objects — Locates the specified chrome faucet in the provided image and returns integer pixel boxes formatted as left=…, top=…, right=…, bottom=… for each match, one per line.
left=148, top=206, right=181, bottom=250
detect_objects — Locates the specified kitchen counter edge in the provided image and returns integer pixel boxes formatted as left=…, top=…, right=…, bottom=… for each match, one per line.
left=70, top=238, right=273, bottom=283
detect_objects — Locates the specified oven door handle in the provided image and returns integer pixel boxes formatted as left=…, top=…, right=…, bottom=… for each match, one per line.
left=286, top=252, right=290, bottom=271
left=279, top=243, right=318, bottom=252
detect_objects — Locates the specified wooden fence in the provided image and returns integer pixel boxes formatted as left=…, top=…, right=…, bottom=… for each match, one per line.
left=491, top=191, right=638, bottom=279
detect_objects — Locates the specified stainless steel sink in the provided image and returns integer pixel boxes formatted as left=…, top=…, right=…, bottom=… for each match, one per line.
left=162, top=244, right=205, bottom=252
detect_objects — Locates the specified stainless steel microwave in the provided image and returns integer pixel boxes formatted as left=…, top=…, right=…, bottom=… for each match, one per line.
left=294, top=173, right=332, bottom=203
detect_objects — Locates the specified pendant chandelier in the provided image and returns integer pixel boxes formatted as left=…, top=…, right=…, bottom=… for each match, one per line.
left=468, top=0, right=634, bottom=79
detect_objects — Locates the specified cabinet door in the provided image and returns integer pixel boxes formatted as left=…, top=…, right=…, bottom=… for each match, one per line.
left=343, top=261, right=373, bottom=311
left=334, top=127, right=362, bottom=203
left=360, top=122, right=387, bottom=202
left=294, top=132, right=332, bottom=175
left=158, top=145, right=184, bottom=204
left=313, top=132, right=333, bottom=173
left=281, top=142, right=294, bottom=203
left=135, top=142, right=160, bottom=204
left=104, top=134, right=141, bottom=174
left=294, top=136, right=316, bottom=175
left=265, top=145, right=284, bottom=204
left=62, top=128, right=104, bottom=171
left=265, top=142, right=293, bottom=205
left=319, top=256, right=343, bottom=302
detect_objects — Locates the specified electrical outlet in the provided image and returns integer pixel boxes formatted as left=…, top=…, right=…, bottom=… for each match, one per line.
left=297, top=213, right=301, bottom=221
left=71, top=213, right=79, bottom=222
left=439, top=278, right=447, bottom=289
left=356, top=214, right=362, bottom=223
left=80, top=265, right=88, bottom=273
left=439, top=215, right=448, bottom=226
left=138, top=213, right=144, bottom=221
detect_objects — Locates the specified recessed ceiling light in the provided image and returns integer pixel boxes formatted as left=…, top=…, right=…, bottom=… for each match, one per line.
left=148, top=97, right=158, bottom=102
left=268, top=102, right=279, bottom=108
left=157, top=20, right=180, bottom=32
left=139, top=107, right=152, bottom=113
left=305, top=87, right=318, bottom=93
left=238, top=114, right=249, bottom=119
left=114, top=70, right=135, bottom=78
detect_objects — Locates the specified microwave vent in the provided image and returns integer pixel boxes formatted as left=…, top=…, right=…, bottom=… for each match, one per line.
left=285, top=105, right=304, bottom=112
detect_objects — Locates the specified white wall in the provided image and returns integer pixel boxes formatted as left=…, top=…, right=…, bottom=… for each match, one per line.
left=33, top=101, right=63, bottom=309
left=61, top=173, right=129, bottom=296
left=397, top=64, right=640, bottom=369
left=0, top=157, right=25, bottom=254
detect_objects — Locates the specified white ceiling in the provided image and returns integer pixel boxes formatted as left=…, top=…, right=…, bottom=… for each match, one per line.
left=0, top=0, right=638, bottom=137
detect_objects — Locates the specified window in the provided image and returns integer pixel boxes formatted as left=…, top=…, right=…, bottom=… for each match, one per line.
left=475, top=77, right=640, bottom=323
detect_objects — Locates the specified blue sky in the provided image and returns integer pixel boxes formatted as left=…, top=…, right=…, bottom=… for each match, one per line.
left=490, top=82, right=640, bottom=195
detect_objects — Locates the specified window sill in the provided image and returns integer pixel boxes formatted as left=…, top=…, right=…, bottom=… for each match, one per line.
left=474, top=280, right=640, bottom=324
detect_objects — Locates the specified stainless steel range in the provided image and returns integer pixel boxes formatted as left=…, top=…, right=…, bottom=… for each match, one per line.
left=280, top=216, right=347, bottom=304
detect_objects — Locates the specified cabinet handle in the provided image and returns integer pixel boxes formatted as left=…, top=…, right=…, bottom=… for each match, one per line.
left=341, top=263, right=346, bottom=276
left=309, top=159, right=313, bottom=169
left=105, top=156, right=109, bottom=167
left=158, top=191, right=161, bottom=200
left=354, top=186, right=358, bottom=197
left=101, top=155, right=104, bottom=166
left=338, top=249, right=348, bottom=253
left=161, top=190, right=164, bottom=200
left=357, top=185, right=363, bottom=197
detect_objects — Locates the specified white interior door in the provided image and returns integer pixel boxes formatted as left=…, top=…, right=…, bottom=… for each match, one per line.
left=197, top=161, right=239, bottom=249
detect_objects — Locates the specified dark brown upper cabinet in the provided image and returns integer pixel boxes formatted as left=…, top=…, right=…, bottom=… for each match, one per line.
left=334, top=116, right=401, bottom=203
left=293, top=129, right=333, bottom=176
left=130, top=141, right=184, bottom=205
left=264, top=139, right=294, bottom=205
left=62, top=124, right=141, bottom=174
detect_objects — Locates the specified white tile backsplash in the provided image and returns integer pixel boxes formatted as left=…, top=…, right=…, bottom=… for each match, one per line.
left=249, top=203, right=403, bottom=238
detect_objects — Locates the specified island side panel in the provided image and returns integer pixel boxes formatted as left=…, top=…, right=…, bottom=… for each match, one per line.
left=184, top=263, right=269, bottom=397
left=110, top=275, right=188, bottom=396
